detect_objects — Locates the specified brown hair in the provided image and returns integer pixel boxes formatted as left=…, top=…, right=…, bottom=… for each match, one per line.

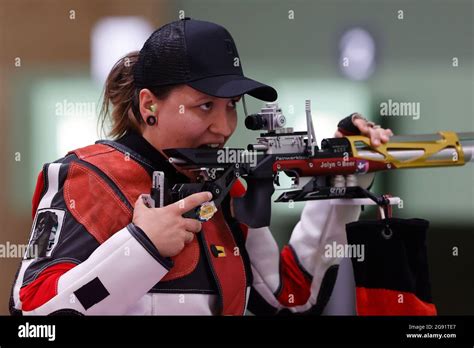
left=99, top=51, right=176, bottom=139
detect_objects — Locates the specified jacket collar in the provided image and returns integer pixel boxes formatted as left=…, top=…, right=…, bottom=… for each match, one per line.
left=102, top=130, right=189, bottom=183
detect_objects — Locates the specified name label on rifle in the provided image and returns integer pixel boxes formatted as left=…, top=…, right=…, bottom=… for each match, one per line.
left=320, top=160, right=355, bottom=168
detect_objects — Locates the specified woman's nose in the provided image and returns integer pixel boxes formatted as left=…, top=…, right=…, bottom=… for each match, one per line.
left=209, top=112, right=234, bottom=138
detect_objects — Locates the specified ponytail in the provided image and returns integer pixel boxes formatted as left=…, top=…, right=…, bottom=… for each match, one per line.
left=99, top=51, right=177, bottom=139
left=99, top=51, right=141, bottom=139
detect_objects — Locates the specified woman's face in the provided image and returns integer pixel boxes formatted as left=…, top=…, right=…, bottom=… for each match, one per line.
left=140, top=85, right=240, bottom=150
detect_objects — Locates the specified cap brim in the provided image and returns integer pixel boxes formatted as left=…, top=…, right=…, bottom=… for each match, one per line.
left=187, top=75, right=277, bottom=102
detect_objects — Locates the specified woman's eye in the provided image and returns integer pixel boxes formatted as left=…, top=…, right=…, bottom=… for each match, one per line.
left=199, top=102, right=213, bottom=111
left=228, top=99, right=239, bottom=109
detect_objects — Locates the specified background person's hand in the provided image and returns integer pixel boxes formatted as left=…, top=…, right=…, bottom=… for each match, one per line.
left=132, top=191, right=212, bottom=257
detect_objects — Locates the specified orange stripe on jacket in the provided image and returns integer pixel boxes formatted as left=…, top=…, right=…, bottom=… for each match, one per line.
left=356, top=287, right=437, bottom=316
left=277, top=246, right=312, bottom=307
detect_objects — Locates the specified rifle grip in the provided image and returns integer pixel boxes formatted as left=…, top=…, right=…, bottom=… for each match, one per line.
left=233, top=177, right=274, bottom=228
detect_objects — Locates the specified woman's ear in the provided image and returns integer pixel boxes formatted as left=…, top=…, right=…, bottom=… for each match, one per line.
left=138, top=89, right=159, bottom=124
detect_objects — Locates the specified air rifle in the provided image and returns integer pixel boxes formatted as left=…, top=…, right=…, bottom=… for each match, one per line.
left=145, top=100, right=474, bottom=228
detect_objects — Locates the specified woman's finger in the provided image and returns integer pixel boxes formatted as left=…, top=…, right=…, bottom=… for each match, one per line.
left=352, top=118, right=370, bottom=134
left=183, top=218, right=202, bottom=233
left=171, top=191, right=212, bottom=215
left=367, top=128, right=380, bottom=146
left=184, top=232, right=195, bottom=244
left=135, top=194, right=150, bottom=210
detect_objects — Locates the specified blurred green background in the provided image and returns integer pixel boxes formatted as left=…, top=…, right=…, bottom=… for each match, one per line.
left=1, top=0, right=472, bottom=315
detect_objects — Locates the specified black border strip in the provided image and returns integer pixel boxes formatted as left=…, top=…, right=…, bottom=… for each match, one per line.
left=126, top=223, right=174, bottom=270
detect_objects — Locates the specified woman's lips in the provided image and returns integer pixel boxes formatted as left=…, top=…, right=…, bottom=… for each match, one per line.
left=197, top=143, right=224, bottom=149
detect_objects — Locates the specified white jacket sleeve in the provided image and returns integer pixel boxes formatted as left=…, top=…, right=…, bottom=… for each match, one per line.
left=18, top=224, right=172, bottom=315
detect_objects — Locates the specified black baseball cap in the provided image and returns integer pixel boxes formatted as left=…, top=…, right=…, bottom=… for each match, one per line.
left=133, top=18, right=277, bottom=102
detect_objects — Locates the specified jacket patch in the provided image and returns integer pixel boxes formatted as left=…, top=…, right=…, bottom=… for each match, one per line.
left=74, top=277, right=110, bottom=311
left=211, top=245, right=226, bottom=258
left=25, top=208, right=65, bottom=259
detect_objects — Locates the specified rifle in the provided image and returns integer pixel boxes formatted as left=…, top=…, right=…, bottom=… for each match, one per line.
left=144, top=100, right=474, bottom=228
